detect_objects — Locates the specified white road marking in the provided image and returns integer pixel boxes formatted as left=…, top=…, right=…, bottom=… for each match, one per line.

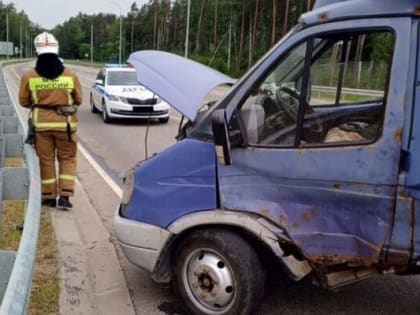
left=77, top=144, right=122, bottom=198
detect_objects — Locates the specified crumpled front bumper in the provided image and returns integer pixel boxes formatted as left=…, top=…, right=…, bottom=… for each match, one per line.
left=114, top=207, right=170, bottom=272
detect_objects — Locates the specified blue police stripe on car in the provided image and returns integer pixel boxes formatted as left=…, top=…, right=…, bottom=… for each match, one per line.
left=95, top=85, right=109, bottom=98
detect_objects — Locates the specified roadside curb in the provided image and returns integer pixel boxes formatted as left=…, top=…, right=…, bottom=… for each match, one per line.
left=49, top=179, right=135, bottom=315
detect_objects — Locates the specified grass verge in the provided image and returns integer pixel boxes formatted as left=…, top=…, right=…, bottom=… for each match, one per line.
left=1, top=201, right=60, bottom=315
left=28, top=207, right=60, bottom=315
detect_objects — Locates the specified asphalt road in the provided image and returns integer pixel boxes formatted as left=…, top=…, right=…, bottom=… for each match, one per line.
left=5, top=61, right=420, bottom=315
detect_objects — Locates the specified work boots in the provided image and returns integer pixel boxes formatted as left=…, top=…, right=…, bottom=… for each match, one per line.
left=57, top=196, right=73, bottom=209
left=42, top=196, right=73, bottom=209
left=42, top=198, right=57, bottom=207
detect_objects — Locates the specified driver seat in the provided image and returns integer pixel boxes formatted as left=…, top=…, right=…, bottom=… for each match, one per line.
left=241, top=95, right=266, bottom=143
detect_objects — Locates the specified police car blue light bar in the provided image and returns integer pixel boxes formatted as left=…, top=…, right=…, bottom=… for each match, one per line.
left=104, top=63, right=129, bottom=68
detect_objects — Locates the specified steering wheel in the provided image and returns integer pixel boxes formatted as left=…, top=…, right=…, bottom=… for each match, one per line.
left=275, top=86, right=324, bottom=140
left=275, top=86, right=300, bottom=122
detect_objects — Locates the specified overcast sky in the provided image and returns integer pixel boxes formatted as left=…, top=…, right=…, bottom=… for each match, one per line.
left=10, top=0, right=149, bottom=30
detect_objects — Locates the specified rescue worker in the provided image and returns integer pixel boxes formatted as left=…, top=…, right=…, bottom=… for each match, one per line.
left=18, top=32, right=83, bottom=209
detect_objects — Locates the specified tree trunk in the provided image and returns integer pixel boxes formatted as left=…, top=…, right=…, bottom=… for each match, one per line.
left=160, top=0, right=170, bottom=49
left=195, top=0, right=207, bottom=53
left=130, top=16, right=134, bottom=52
left=153, top=0, right=158, bottom=49
left=237, top=0, right=246, bottom=72
left=329, top=43, right=339, bottom=86
left=283, top=0, right=290, bottom=36
left=248, top=11, right=252, bottom=68
left=227, top=11, right=232, bottom=71
left=209, top=31, right=228, bottom=66
left=271, top=0, right=277, bottom=47
left=251, top=0, right=259, bottom=61
left=214, top=0, right=218, bottom=50
left=354, top=34, right=366, bottom=88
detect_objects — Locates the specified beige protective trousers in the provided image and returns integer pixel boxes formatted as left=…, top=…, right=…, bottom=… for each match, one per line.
left=35, top=130, right=78, bottom=199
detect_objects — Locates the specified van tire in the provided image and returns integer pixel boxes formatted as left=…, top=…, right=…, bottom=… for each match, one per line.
left=172, top=229, right=265, bottom=315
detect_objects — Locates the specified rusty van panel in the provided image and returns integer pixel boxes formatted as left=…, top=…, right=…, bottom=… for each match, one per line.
left=218, top=168, right=399, bottom=266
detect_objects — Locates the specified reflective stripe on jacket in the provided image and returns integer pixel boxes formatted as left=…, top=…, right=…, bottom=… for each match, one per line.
left=29, top=76, right=75, bottom=104
left=18, top=67, right=83, bottom=132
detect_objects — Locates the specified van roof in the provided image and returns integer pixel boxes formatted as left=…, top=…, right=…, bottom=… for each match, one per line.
left=300, top=0, right=420, bottom=26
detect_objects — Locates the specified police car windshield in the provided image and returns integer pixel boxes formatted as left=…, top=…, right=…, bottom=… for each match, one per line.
left=107, top=71, right=140, bottom=86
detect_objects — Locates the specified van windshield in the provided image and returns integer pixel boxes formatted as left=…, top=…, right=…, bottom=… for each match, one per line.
left=188, top=26, right=302, bottom=141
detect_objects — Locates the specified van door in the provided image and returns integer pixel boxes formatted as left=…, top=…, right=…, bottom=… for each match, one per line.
left=406, top=21, right=420, bottom=262
left=218, top=18, right=411, bottom=267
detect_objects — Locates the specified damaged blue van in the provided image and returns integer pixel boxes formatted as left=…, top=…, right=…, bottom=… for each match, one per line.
left=114, top=0, right=420, bottom=314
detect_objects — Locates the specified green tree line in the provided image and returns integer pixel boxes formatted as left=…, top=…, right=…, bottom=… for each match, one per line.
left=1, top=0, right=314, bottom=76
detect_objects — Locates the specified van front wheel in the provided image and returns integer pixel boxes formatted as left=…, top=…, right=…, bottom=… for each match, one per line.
left=172, top=229, right=265, bottom=315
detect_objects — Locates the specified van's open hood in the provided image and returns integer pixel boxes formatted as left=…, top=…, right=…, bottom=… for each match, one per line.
left=128, top=50, right=236, bottom=121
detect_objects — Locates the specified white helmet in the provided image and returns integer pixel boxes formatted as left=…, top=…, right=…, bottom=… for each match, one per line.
left=34, top=32, right=59, bottom=55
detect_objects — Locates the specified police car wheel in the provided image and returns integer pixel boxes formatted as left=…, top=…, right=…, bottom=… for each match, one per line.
left=172, top=229, right=265, bottom=315
left=90, top=94, right=99, bottom=113
left=102, top=100, right=112, bottom=123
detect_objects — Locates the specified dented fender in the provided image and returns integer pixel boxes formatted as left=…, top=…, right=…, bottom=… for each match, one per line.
left=166, top=210, right=312, bottom=281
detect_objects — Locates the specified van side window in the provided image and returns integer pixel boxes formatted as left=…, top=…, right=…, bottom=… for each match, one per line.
left=239, top=31, right=394, bottom=147
left=241, top=42, right=307, bottom=146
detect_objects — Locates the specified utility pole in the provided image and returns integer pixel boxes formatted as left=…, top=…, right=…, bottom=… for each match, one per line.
left=6, top=6, right=9, bottom=60
left=19, top=24, right=22, bottom=58
left=90, top=23, right=93, bottom=63
left=119, top=10, right=122, bottom=64
left=25, top=29, right=28, bottom=58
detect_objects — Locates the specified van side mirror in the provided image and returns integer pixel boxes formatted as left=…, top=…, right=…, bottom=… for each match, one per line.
left=212, top=109, right=232, bottom=166
left=95, top=79, right=104, bottom=86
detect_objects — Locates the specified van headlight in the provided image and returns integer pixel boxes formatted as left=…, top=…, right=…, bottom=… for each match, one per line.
left=121, top=170, right=135, bottom=205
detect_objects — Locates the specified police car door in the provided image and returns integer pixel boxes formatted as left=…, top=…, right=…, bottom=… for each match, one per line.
left=93, top=69, right=106, bottom=107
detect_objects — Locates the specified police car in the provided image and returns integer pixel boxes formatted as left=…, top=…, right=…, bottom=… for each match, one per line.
left=89, top=64, right=170, bottom=123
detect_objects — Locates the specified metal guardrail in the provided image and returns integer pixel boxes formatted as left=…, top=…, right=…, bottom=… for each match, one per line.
left=312, top=85, right=384, bottom=97
left=0, top=63, right=41, bottom=315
